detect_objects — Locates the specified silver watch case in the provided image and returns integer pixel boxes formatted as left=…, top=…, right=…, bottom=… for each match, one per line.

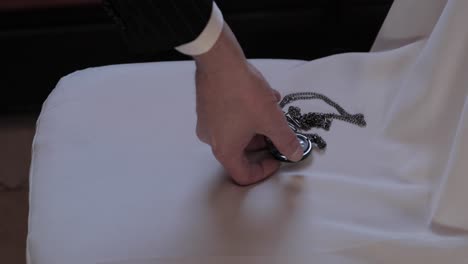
left=266, top=133, right=313, bottom=163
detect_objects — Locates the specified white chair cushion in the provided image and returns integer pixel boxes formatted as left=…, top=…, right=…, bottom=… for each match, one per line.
left=28, top=57, right=468, bottom=264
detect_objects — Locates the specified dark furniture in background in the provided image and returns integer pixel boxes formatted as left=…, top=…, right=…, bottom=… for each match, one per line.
left=1, top=0, right=393, bottom=114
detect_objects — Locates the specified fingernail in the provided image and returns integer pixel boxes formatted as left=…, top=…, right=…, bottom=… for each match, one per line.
left=290, top=146, right=303, bottom=162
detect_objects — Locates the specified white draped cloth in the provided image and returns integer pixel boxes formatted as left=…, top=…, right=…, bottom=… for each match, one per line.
left=27, top=0, right=468, bottom=263
left=371, top=0, right=468, bottom=231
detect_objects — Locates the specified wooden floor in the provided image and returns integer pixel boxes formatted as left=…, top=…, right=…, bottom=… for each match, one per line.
left=0, top=115, right=36, bottom=264
left=0, top=190, right=28, bottom=264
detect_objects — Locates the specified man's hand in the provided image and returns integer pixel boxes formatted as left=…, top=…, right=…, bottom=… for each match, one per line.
left=193, top=24, right=303, bottom=185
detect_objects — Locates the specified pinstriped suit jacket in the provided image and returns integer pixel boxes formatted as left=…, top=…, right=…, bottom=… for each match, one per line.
left=103, top=0, right=214, bottom=54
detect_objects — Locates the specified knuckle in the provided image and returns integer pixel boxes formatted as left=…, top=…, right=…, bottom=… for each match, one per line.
left=231, top=176, right=251, bottom=186
left=211, top=145, right=231, bottom=162
left=195, top=126, right=209, bottom=143
left=195, top=125, right=204, bottom=139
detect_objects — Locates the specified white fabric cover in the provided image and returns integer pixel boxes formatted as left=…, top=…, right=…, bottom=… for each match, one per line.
left=28, top=0, right=468, bottom=263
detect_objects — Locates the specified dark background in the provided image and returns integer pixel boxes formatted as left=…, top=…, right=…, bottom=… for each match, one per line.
left=1, top=0, right=393, bottom=115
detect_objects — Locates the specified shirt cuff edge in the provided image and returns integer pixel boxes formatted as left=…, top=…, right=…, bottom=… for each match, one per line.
left=175, top=2, right=224, bottom=56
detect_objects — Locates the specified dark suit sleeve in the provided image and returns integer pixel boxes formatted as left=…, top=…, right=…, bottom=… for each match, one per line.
left=102, top=0, right=214, bottom=54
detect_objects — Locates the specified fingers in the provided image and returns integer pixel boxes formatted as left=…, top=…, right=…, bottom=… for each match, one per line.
left=260, top=108, right=303, bottom=162
left=244, top=155, right=281, bottom=185
left=223, top=151, right=281, bottom=186
left=245, top=134, right=267, bottom=151
left=211, top=133, right=280, bottom=186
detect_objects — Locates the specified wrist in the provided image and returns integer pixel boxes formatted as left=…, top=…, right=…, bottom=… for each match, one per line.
left=193, top=24, right=248, bottom=74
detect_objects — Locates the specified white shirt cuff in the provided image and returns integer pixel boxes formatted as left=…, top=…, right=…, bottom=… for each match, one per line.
left=175, top=2, right=224, bottom=56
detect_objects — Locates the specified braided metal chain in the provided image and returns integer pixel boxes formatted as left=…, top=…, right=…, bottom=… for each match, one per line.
left=279, top=92, right=367, bottom=149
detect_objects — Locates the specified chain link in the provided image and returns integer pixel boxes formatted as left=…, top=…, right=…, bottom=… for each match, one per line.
left=279, top=92, right=367, bottom=149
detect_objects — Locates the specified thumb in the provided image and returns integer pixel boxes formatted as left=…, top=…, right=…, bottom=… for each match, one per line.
left=262, top=110, right=303, bottom=162
left=272, top=88, right=282, bottom=102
